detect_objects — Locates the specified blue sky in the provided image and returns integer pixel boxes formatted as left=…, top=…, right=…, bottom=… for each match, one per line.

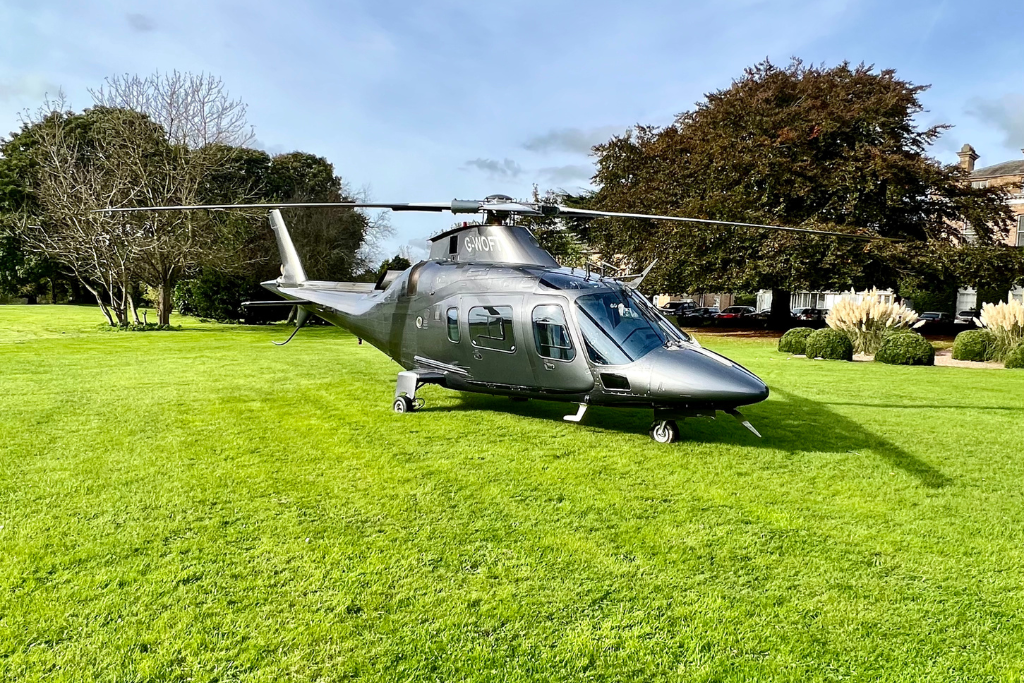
left=1, top=0, right=1022, bottom=261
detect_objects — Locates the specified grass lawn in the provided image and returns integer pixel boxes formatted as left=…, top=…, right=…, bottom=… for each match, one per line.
left=2, top=305, right=1023, bottom=682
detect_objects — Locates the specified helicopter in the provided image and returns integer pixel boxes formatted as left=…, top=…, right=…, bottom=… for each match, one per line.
left=103, top=194, right=881, bottom=443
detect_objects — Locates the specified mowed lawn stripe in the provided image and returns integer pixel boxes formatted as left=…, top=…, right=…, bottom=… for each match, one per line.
left=1, top=306, right=1023, bottom=681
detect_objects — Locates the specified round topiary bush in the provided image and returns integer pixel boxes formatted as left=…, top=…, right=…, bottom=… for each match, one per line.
left=952, top=329, right=996, bottom=362
left=778, top=327, right=815, bottom=355
left=1004, top=344, right=1024, bottom=369
left=875, top=332, right=935, bottom=366
left=805, top=328, right=854, bottom=361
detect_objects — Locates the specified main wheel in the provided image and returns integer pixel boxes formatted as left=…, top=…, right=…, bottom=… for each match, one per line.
left=393, top=396, right=414, bottom=413
left=649, top=420, right=679, bottom=444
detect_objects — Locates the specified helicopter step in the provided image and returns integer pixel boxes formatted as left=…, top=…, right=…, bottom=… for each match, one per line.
left=393, top=370, right=446, bottom=413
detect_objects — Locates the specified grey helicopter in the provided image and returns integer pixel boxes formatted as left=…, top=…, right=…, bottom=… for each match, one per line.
left=103, top=195, right=881, bottom=443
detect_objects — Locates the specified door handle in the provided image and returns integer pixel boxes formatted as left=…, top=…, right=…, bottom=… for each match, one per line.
left=544, top=361, right=555, bottom=371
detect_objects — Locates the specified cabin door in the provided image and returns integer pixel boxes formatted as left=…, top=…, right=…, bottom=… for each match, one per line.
left=524, top=296, right=595, bottom=394
left=462, top=295, right=533, bottom=387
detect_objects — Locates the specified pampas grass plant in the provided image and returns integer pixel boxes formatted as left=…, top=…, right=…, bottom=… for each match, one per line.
left=826, top=289, right=919, bottom=355
left=978, top=299, right=1024, bottom=360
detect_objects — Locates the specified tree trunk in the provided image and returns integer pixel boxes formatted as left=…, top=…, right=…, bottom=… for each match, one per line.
left=768, top=288, right=792, bottom=330
left=25, top=293, right=38, bottom=305
left=127, top=291, right=141, bottom=325
left=157, top=282, right=172, bottom=327
left=82, top=281, right=116, bottom=326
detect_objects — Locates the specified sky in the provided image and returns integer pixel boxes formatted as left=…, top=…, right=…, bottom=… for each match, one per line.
left=1, top=0, right=1023, bottom=262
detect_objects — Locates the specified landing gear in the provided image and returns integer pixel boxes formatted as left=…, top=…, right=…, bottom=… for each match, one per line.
left=393, top=396, right=414, bottom=413
left=649, top=420, right=680, bottom=444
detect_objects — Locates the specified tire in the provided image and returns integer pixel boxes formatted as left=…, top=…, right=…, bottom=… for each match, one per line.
left=649, top=420, right=679, bottom=444
left=393, top=396, right=413, bottom=413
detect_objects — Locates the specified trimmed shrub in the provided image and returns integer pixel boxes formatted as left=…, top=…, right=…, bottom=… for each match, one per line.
left=805, top=328, right=853, bottom=361
left=875, top=332, right=935, bottom=366
left=1004, top=344, right=1024, bottom=369
left=778, top=327, right=814, bottom=355
left=952, top=329, right=996, bottom=362
left=979, top=300, right=1024, bottom=360
left=826, top=288, right=918, bottom=354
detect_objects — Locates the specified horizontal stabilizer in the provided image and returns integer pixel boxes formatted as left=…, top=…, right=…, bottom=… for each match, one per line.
left=242, top=300, right=312, bottom=307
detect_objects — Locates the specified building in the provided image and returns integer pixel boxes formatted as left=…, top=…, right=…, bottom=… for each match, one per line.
left=958, top=144, right=1024, bottom=305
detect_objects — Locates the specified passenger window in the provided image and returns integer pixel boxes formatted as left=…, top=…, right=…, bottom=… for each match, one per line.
left=446, top=307, right=460, bottom=342
left=468, top=305, right=515, bottom=352
left=532, top=304, right=575, bottom=361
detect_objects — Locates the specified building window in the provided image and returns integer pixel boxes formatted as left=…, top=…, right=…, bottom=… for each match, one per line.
left=1017, top=216, right=1024, bottom=248
left=532, top=305, right=575, bottom=361
left=446, top=307, right=460, bottom=342
left=468, top=305, right=515, bottom=352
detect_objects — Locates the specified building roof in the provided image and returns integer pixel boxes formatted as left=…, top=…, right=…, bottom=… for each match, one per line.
left=970, top=160, right=1024, bottom=179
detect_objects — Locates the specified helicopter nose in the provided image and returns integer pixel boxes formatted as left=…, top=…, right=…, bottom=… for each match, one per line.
left=648, top=347, right=769, bottom=406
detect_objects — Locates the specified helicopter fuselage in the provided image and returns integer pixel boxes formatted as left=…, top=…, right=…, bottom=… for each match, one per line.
left=266, top=258, right=769, bottom=418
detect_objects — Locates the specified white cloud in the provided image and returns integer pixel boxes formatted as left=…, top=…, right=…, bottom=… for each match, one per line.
left=0, top=75, right=60, bottom=105
left=463, top=158, right=523, bottom=179
left=522, top=126, right=625, bottom=155
left=539, top=164, right=595, bottom=185
left=125, top=13, right=155, bottom=32
left=967, top=94, right=1024, bottom=149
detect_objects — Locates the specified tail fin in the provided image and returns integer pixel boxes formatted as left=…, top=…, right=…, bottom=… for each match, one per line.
left=269, top=209, right=307, bottom=284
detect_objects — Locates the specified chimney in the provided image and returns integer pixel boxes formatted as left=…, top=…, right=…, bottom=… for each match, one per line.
left=958, top=144, right=979, bottom=173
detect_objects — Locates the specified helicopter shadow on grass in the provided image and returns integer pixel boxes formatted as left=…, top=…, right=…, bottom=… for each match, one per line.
left=423, top=387, right=951, bottom=489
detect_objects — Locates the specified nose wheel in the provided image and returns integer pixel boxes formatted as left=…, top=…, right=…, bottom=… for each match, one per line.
left=649, top=420, right=680, bottom=444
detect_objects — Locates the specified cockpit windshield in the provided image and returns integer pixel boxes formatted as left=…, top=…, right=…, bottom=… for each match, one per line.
left=575, top=290, right=668, bottom=365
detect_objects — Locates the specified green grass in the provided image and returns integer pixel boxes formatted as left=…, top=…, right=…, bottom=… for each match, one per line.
left=2, top=305, right=1023, bottom=682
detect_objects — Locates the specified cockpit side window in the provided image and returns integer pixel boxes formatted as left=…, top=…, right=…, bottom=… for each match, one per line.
left=468, top=305, right=516, bottom=353
left=446, top=307, right=460, bottom=342
left=575, top=290, right=666, bottom=365
left=532, top=304, right=575, bottom=361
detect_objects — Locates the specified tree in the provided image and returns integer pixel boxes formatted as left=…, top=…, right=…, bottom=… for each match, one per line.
left=90, top=71, right=254, bottom=148
left=169, top=151, right=388, bottom=322
left=86, top=72, right=258, bottom=325
left=589, top=60, right=1013, bottom=325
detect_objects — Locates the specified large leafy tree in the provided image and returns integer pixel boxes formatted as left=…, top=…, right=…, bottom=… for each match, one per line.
left=588, top=60, right=1013, bottom=323
left=174, top=150, right=377, bottom=321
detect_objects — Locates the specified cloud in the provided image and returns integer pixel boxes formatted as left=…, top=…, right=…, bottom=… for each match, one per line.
left=252, top=138, right=290, bottom=156
left=463, top=158, right=523, bottom=179
left=405, top=237, right=431, bottom=261
left=539, top=164, right=595, bottom=185
left=0, top=75, right=60, bottom=104
left=125, top=13, right=155, bottom=33
left=522, top=126, right=625, bottom=155
left=967, top=94, right=1024, bottom=149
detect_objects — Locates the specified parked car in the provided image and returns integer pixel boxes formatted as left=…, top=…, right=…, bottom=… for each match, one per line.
left=955, top=309, right=980, bottom=325
left=677, top=306, right=719, bottom=326
left=715, top=306, right=756, bottom=323
left=792, top=307, right=829, bottom=324
left=918, top=312, right=952, bottom=323
left=659, top=300, right=696, bottom=317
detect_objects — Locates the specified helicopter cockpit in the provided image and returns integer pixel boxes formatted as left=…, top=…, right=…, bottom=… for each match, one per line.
left=574, top=286, right=694, bottom=366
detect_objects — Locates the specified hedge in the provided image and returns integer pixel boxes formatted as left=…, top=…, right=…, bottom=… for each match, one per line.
left=778, top=327, right=815, bottom=355
left=1004, top=344, right=1024, bottom=369
left=951, top=329, right=996, bottom=362
left=805, top=328, right=853, bottom=361
left=875, top=332, right=935, bottom=366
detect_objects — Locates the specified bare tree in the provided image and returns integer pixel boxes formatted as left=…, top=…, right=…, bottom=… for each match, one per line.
left=17, top=98, right=143, bottom=325
left=87, top=71, right=259, bottom=325
left=90, top=71, right=255, bottom=149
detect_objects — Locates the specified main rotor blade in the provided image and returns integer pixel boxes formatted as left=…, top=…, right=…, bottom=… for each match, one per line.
left=552, top=206, right=893, bottom=241
left=95, top=202, right=454, bottom=213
